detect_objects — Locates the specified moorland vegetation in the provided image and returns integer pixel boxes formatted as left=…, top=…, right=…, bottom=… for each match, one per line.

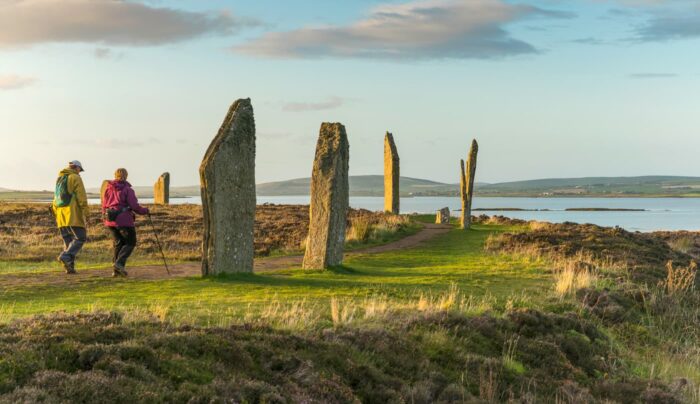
left=0, top=206, right=698, bottom=402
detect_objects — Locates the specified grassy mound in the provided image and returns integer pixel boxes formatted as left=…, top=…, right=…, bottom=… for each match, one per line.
left=0, top=310, right=680, bottom=403
left=485, top=220, right=699, bottom=400
left=486, top=221, right=693, bottom=282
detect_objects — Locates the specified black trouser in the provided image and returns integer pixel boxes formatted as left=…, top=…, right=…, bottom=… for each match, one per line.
left=108, top=227, right=137, bottom=268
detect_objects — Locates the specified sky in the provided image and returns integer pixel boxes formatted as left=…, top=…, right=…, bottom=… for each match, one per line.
left=0, top=0, right=699, bottom=190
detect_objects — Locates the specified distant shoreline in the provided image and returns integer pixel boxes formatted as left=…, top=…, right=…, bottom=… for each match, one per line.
left=4, top=192, right=700, bottom=203
left=473, top=207, right=646, bottom=212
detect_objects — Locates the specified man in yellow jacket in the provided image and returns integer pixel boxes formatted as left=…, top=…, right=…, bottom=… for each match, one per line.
left=52, top=160, right=89, bottom=274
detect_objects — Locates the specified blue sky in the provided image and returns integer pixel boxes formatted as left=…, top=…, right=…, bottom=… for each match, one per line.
left=1, top=0, right=699, bottom=190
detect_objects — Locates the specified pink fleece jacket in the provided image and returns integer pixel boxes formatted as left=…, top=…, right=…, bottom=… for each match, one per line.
left=102, top=180, right=149, bottom=227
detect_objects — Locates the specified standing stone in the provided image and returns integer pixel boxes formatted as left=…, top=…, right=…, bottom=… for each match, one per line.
left=460, top=139, right=479, bottom=229
left=153, top=172, right=170, bottom=205
left=302, top=123, right=350, bottom=269
left=100, top=180, right=109, bottom=205
left=384, top=132, right=400, bottom=214
left=460, top=159, right=467, bottom=228
left=436, top=207, right=450, bottom=224
left=199, top=98, right=256, bottom=275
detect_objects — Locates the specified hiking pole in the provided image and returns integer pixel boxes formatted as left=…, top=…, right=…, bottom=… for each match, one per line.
left=147, top=212, right=171, bottom=276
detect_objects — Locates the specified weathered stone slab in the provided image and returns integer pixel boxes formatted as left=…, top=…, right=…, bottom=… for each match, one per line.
left=100, top=180, right=109, bottom=205
left=436, top=207, right=450, bottom=224
left=384, top=132, right=400, bottom=214
left=302, top=122, right=350, bottom=269
left=460, top=159, right=467, bottom=228
left=199, top=98, right=256, bottom=275
left=153, top=172, right=170, bottom=205
left=460, top=140, right=479, bottom=229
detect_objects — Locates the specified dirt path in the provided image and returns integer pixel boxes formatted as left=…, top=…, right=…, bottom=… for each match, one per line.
left=0, top=224, right=451, bottom=288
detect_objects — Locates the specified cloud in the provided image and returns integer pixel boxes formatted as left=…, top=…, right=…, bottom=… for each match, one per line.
left=94, top=47, right=112, bottom=59
left=0, top=0, right=257, bottom=48
left=236, top=0, right=572, bottom=60
left=77, top=137, right=161, bottom=149
left=282, top=97, right=345, bottom=112
left=0, top=74, right=37, bottom=90
left=614, top=0, right=669, bottom=5
left=628, top=73, right=678, bottom=78
left=572, top=37, right=607, bottom=45
left=597, top=0, right=686, bottom=6
left=636, top=8, right=700, bottom=41
left=35, top=136, right=164, bottom=148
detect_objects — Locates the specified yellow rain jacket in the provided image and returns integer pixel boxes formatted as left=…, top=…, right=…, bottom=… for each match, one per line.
left=52, top=167, right=89, bottom=228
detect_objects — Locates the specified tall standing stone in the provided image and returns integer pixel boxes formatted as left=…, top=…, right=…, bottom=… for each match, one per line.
left=384, top=132, right=400, bottom=214
left=100, top=180, right=109, bottom=205
left=302, top=123, right=350, bottom=269
left=199, top=98, right=256, bottom=275
left=153, top=172, right=170, bottom=205
left=459, top=159, right=467, bottom=228
left=460, top=139, right=479, bottom=229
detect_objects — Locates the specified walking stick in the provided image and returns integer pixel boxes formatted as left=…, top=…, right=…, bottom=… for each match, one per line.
left=147, top=212, right=171, bottom=276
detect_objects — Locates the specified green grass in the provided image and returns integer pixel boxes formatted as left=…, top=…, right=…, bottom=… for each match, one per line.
left=0, top=223, right=550, bottom=325
left=1, top=216, right=696, bottom=402
left=0, top=258, right=183, bottom=276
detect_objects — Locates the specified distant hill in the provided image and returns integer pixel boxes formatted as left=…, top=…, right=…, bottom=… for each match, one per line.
left=257, top=175, right=456, bottom=196
left=258, top=175, right=700, bottom=197
left=129, top=186, right=200, bottom=198
left=476, top=176, right=700, bottom=197
left=84, top=185, right=200, bottom=198
left=0, top=191, right=55, bottom=201
left=7, top=175, right=700, bottom=200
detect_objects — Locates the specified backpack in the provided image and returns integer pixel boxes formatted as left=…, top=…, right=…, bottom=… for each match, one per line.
left=53, top=175, right=72, bottom=208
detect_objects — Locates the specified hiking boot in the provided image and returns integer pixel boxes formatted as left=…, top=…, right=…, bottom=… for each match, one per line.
left=113, top=263, right=128, bottom=277
left=57, top=255, right=76, bottom=274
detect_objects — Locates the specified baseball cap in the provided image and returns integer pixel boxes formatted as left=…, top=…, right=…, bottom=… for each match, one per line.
left=69, top=160, right=85, bottom=171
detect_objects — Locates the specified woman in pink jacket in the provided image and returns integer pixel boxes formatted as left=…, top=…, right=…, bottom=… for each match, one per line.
left=101, top=168, right=149, bottom=277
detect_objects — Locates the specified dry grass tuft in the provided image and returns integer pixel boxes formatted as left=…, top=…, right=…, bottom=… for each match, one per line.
left=347, top=217, right=373, bottom=242
left=528, top=221, right=551, bottom=231
left=661, top=261, right=697, bottom=296
left=554, top=267, right=597, bottom=297
left=256, top=299, right=322, bottom=329
left=346, top=214, right=411, bottom=244
left=667, top=236, right=695, bottom=254
left=330, top=297, right=356, bottom=326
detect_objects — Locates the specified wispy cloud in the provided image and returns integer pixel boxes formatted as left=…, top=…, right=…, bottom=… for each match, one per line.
left=635, top=7, right=700, bottom=41
left=93, top=47, right=118, bottom=60
left=598, top=0, right=687, bottom=6
left=236, top=0, right=573, bottom=60
left=282, top=97, right=345, bottom=112
left=628, top=72, right=678, bottom=78
left=572, top=37, right=607, bottom=45
left=614, top=0, right=670, bottom=5
left=0, top=0, right=257, bottom=48
left=32, top=137, right=149, bottom=148
left=0, top=74, right=37, bottom=90
left=35, top=136, right=163, bottom=148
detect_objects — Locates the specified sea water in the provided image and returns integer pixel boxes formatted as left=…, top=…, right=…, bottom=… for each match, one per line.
left=87, top=196, right=700, bottom=232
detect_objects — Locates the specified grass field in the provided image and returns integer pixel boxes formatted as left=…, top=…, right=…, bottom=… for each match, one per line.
left=1, top=211, right=698, bottom=402
left=0, top=219, right=548, bottom=325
